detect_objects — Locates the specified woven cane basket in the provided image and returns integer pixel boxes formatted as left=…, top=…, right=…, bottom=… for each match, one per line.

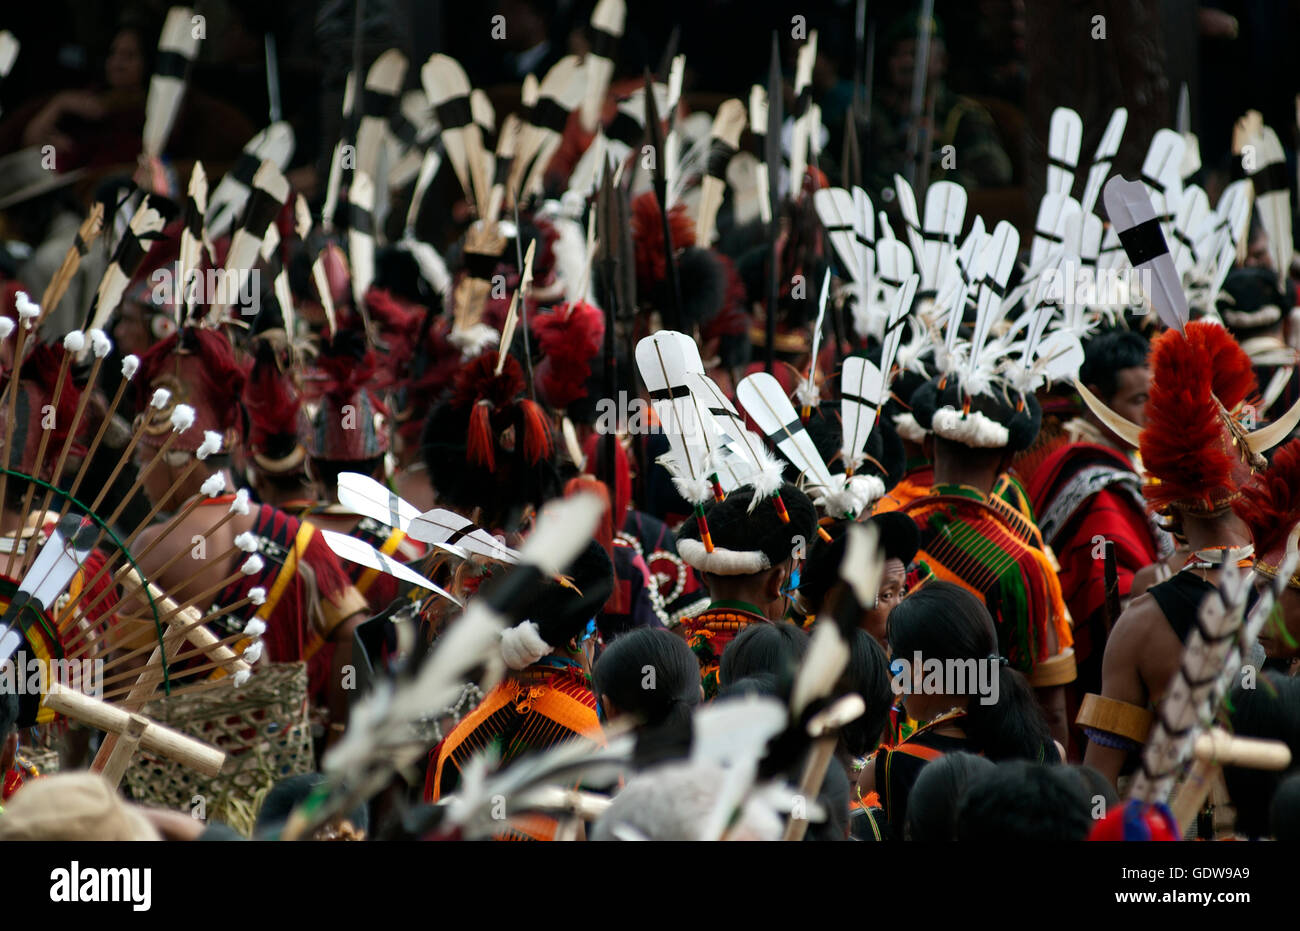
left=122, top=662, right=314, bottom=836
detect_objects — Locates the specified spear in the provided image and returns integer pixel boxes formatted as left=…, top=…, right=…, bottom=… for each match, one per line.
left=643, top=71, right=682, bottom=333
left=764, top=32, right=783, bottom=374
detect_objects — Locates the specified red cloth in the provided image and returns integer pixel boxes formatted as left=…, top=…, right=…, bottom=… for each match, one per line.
left=1052, top=486, right=1158, bottom=663
left=1024, top=443, right=1161, bottom=666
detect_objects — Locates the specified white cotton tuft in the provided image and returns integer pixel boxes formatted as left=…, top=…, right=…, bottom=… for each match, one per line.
left=499, top=620, right=553, bottom=670
left=794, top=377, right=821, bottom=410
left=121, top=355, right=140, bottom=379
left=249, top=587, right=267, bottom=605
left=200, top=473, right=227, bottom=497
left=62, top=331, right=86, bottom=353
left=89, top=329, right=112, bottom=358
left=242, top=641, right=264, bottom=664
left=230, top=488, right=251, bottom=514
left=448, top=321, right=500, bottom=358
left=0, top=318, right=14, bottom=341
left=234, top=531, right=258, bottom=552
left=931, top=406, right=1010, bottom=449
left=150, top=388, right=172, bottom=409
left=169, top=403, right=196, bottom=432
left=233, top=668, right=251, bottom=687
left=670, top=474, right=715, bottom=508
left=15, top=291, right=39, bottom=323
left=243, top=618, right=267, bottom=637
left=747, top=446, right=787, bottom=501
left=196, top=430, right=223, bottom=460
left=892, top=412, right=928, bottom=443
left=241, top=554, right=265, bottom=575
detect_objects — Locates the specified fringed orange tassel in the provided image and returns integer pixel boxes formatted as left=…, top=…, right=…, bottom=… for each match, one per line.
left=519, top=399, right=553, bottom=464
left=467, top=401, right=496, bottom=471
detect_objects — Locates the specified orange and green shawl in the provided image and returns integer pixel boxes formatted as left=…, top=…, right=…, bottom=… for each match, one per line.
left=426, top=658, right=603, bottom=804
left=901, top=485, right=1071, bottom=676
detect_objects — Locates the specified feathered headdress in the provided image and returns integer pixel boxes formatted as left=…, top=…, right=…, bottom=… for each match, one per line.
left=1235, top=438, right=1300, bottom=588
left=301, top=329, right=391, bottom=462
left=134, top=327, right=245, bottom=452
left=243, top=340, right=306, bottom=474
left=420, top=350, right=558, bottom=528
left=1138, top=321, right=1261, bottom=516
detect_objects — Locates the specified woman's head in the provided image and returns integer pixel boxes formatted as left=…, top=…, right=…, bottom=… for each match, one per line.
left=904, top=751, right=996, bottom=841
left=838, top=630, right=894, bottom=758
left=887, top=582, right=1053, bottom=761
left=887, top=581, right=997, bottom=664
left=593, top=628, right=700, bottom=726
left=719, top=622, right=809, bottom=694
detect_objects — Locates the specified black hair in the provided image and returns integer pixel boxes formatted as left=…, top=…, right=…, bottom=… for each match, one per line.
left=593, top=628, right=699, bottom=769
left=1270, top=772, right=1300, bottom=842
left=1079, top=329, right=1149, bottom=401
left=719, top=622, right=809, bottom=693
left=593, top=628, right=700, bottom=730
left=904, top=751, right=996, bottom=841
left=1068, top=763, right=1118, bottom=811
left=1224, top=672, right=1300, bottom=838
left=887, top=582, right=1054, bottom=761
left=837, top=630, right=894, bottom=758
left=955, top=760, right=1093, bottom=841
left=716, top=672, right=782, bottom=700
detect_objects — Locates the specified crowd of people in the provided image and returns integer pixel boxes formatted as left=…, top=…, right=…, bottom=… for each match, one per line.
left=0, top=2, right=1298, bottom=845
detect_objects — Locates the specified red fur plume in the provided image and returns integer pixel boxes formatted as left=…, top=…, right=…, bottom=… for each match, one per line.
left=1140, top=321, right=1258, bottom=513
left=309, top=346, right=391, bottom=410
left=520, top=399, right=553, bottom=464
left=531, top=301, right=605, bottom=409
left=468, top=401, right=495, bottom=470
left=450, top=351, right=526, bottom=410
left=631, top=191, right=695, bottom=294
left=243, top=345, right=301, bottom=453
left=1236, top=438, right=1300, bottom=562
left=365, top=286, right=427, bottom=379
left=1186, top=318, right=1258, bottom=410
left=135, top=328, right=246, bottom=434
